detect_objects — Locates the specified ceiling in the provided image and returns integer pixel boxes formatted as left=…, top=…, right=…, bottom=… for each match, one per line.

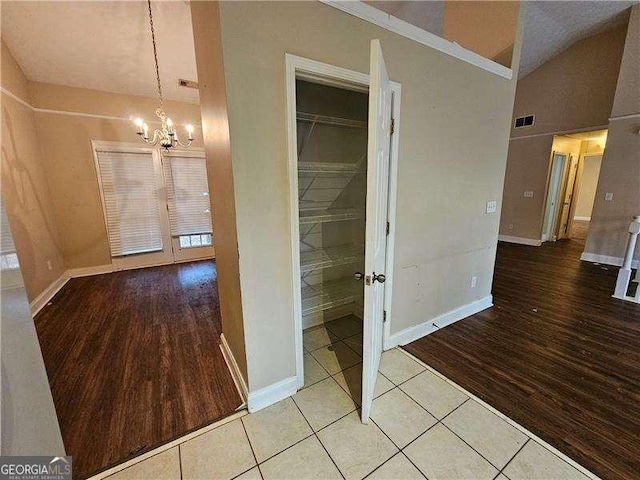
left=0, top=1, right=635, bottom=103
left=519, top=1, right=634, bottom=77
left=565, top=129, right=608, bottom=141
left=1, top=1, right=199, bottom=104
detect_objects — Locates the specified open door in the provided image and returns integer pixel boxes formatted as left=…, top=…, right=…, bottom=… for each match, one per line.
left=361, top=39, right=392, bottom=423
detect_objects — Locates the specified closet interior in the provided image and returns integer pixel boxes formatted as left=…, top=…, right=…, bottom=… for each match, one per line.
left=296, top=79, right=369, bottom=357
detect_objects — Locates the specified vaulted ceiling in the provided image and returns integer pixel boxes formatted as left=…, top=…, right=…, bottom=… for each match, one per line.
left=0, top=1, right=635, bottom=104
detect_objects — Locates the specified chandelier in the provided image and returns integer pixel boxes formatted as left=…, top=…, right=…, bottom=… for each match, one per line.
left=134, top=0, right=194, bottom=149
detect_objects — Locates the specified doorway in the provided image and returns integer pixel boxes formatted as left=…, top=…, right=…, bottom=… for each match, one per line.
left=546, top=130, right=608, bottom=243
left=286, top=43, right=401, bottom=422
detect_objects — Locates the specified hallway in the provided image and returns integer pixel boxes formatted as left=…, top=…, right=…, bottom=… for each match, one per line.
left=405, top=240, right=640, bottom=480
left=34, top=261, right=242, bottom=479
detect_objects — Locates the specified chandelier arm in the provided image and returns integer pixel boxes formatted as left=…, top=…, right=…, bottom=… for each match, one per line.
left=147, top=0, right=164, bottom=110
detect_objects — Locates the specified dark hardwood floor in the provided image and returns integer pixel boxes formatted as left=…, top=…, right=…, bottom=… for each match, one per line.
left=404, top=240, right=640, bottom=480
left=34, top=260, right=242, bottom=479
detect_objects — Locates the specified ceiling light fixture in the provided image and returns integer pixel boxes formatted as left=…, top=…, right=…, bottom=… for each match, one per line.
left=134, top=0, right=193, bottom=149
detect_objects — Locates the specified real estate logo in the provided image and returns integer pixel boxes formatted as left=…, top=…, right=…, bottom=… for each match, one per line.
left=0, top=456, right=72, bottom=480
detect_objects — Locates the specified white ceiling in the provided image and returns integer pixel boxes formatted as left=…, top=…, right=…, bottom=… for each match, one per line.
left=1, top=1, right=199, bottom=104
left=0, top=1, right=635, bottom=102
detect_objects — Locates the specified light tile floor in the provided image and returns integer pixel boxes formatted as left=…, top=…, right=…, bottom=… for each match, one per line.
left=98, top=341, right=596, bottom=480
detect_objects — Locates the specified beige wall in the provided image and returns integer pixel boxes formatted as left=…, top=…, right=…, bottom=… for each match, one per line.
left=30, top=82, right=202, bottom=270
left=443, top=1, right=518, bottom=67
left=191, top=1, right=248, bottom=382
left=511, top=24, right=627, bottom=138
left=573, top=154, right=602, bottom=219
left=585, top=5, right=640, bottom=262
left=1, top=41, right=66, bottom=301
left=500, top=22, right=627, bottom=242
left=216, top=1, right=521, bottom=391
left=3, top=36, right=205, bottom=298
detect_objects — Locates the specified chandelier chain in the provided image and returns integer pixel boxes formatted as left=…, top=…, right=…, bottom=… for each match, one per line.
left=147, top=0, right=163, bottom=110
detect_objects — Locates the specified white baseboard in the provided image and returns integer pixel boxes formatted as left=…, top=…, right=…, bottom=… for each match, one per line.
left=498, top=235, right=542, bottom=246
left=29, top=272, right=71, bottom=316
left=580, top=252, right=639, bottom=268
left=387, top=295, right=493, bottom=348
left=219, top=333, right=248, bottom=403
left=67, top=264, right=113, bottom=277
left=247, top=376, right=298, bottom=413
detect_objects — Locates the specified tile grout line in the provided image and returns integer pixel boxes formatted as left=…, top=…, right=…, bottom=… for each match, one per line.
left=396, top=347, right=600, bottom=480
left=291, top=393, right=346, bottom=480
left=494, top=438, right=530, bottom=479
left=240, top=416, right=260, bottom=477
left=177, top=444, right=183, bottom=480
left=368, top=415, right=427, bottom=479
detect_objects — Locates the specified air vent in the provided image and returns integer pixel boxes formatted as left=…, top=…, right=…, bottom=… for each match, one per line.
left=178, top=79, right=199, bottom=89
left=514, top=114, right=535, bottom=128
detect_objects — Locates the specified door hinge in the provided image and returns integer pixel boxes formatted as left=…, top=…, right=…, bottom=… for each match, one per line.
left=390, top=118, right=395, bottom=135
left=386, top=221, right=390, bottom=236
left=383, top=310, right=387, bottom=323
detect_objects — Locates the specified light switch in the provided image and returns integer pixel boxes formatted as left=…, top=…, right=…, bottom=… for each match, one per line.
left=524, top=191, right=534, bottom=198
left=605, top=192, right=614, bottom=201
left=486, top=200, right=497, bottom=214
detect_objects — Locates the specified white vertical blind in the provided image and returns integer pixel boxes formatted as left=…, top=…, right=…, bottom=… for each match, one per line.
left=0, top=198, right=16, bottom=255
left=163, top=155, right=213, bottom=237
left=96, top=150, right=164, bottom=256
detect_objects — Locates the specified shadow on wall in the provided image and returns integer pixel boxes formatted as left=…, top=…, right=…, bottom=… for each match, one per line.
left=1, top=105, right=56, bottom=284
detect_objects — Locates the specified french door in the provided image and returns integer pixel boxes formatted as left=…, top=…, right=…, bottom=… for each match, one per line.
left=93, top=142, right=214, bottom=271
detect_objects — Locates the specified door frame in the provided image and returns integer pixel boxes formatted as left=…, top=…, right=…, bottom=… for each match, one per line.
left=540, top=151, right=568, bottom=242
left=284, top=54, right=401, bottom=389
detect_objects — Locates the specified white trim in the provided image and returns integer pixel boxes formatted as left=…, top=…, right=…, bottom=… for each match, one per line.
left=498, top=235, right=542, bottom=246
left=581, top=252, right=639, bottom=269
left=29, top=272, right=70, bottom=316
left=509, top=125, right=609, bottom=141
left=247, top=376, right=298, bottom=413
left=387, top=295, right=493, bottom=348
left=319, top=0, right=513, bottom=80
left=609, top=112, right=640, bottom=122
left=67, top=264, right=114, bottom=278
left=382, top=86, right=401, bottom=351
left=86, top=409, right=248, bottom=480
left=219, top=333, right=248, bottom=403
left=573, top=216, right=591, bottom=222
left=397, top=348, right=600, bottom=480
left=0, top=86, right=201, bottom=126
left=1, top=86, right=33, bottom=109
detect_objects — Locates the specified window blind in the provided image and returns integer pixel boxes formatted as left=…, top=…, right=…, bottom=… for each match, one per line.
left=96, top=150, right=164, bottom=257
left=163, top=155, right=213, bottom=237
left=0, top=199, right=16, bottom=256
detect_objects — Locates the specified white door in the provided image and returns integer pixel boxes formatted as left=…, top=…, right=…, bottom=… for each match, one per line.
left=361, top=39, right=392, bottom=423
left=542, top=152, right=566, bottom=242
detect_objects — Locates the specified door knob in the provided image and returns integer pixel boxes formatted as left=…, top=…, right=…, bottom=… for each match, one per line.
left=354, top=272, right=364, bottom=281
left=373, top=272, right=386, bottom=283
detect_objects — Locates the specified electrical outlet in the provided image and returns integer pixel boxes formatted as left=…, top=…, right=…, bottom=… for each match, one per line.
left=605, top=192, right=614, bottom=201
left=46, top=260, right=52, bottom=271
left=524, top=191, right=534, bottom=198
left=471, top=275, right=478, bottom=288
left=486, top=200, right=497, bottom=214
